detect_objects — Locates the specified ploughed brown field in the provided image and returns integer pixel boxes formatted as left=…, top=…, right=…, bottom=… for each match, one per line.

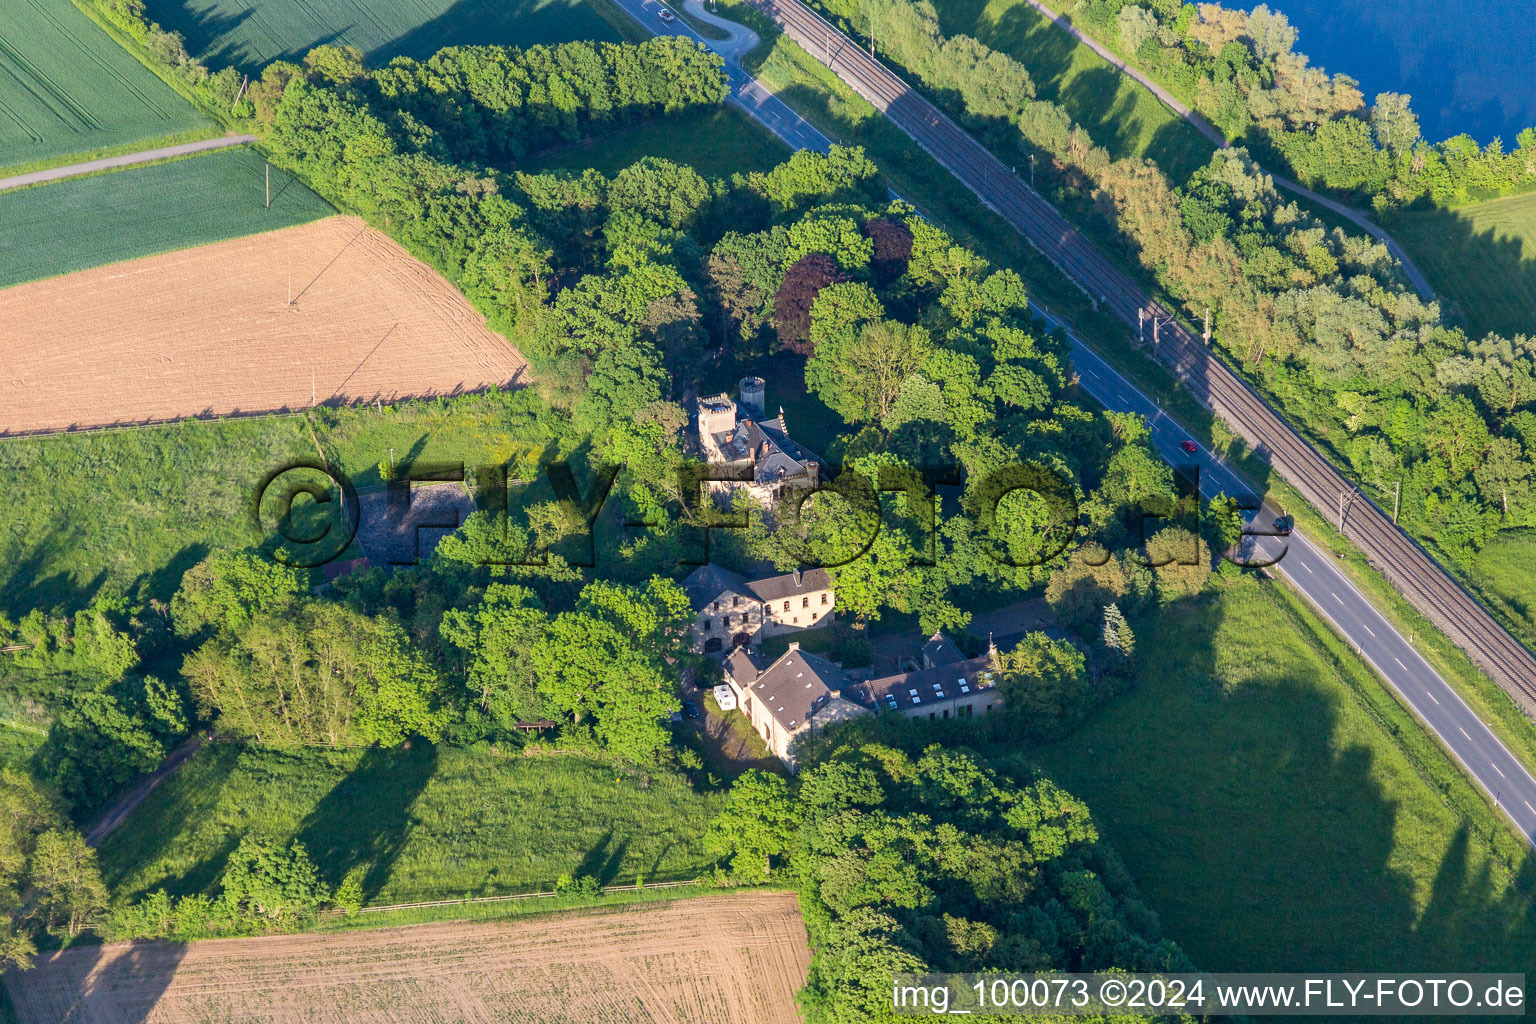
left=5, top=892, right=810, bottom=1024
left=0, top=216, right=527, bottom=436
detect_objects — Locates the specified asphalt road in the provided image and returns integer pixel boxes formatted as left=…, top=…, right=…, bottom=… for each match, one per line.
left=608, top=0, right=830, bottom=152
left=602, top=0, right=1536, bottom=843
left=0, top=134, right=257, bottom=193
left=1053, top=305, right=1536, bottom=844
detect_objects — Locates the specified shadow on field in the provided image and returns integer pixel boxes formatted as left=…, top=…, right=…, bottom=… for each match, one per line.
left=294, top=743, right=438, bottom=900
left=6, top=941, right=187, bottom=1024
left=1033, top=581, right=1536, bottom=974
left=1389, top=205, right=1536, bottom=339
left=575, top=830, right=630, bottom=886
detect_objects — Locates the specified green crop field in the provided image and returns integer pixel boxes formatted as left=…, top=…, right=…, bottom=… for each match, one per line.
left=0, top=147, right=333, bottom=287
left=1391, top=192, right=1536, bottom=339
left=98, top=743, right=723, bottom=904
left=144, top=0, right=620, bottom=74
left=1035, top=578, right=1536, bottom=974
left=0, top=0, right=209, bottom=173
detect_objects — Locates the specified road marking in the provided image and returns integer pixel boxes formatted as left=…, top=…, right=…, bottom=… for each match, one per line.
left=1362, top=624, right=1374, bottom=637
left=1331, top=591, right=1342, bottom=603
left=1300, top=561, right=1312, bottom=573
left=1459, top=727, right=1472, bottom=740
left=1526, top=800, right=1535, bottom=815
left=1493, top=763, right=1507, bottom=778
left=1394, top=657, right=1406, bottom=669
left=1426, top=690, right=1439, bottom=705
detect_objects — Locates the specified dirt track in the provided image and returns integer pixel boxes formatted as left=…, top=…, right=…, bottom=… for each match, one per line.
left=5, top=892, right=810, bottom=1024
left=0, top=216, right=527, bottom=436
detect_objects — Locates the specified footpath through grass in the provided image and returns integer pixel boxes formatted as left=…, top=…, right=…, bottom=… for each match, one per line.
left=98, top=743, right=724, bottom=906
left=0, top=0, right=209, bottom=174
left=1034, top=577, right=1536, bottom=973
left=1389, top=192, right=1536, bottom=340
left=143, top=0, right=620, bottom=73
left=0, top=147, right=332, bottom=288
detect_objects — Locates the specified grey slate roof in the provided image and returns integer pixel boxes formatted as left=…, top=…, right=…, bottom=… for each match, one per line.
left=748, top=649, right=851, bottom=732
left=747, top=567, right=833, bottom=603
left=844, top=654, right=998, bottom=712
left=921, top=631, right=965, bottom=668
left=724, top=646, right=769, bottom=685
left=681, top=563, right=752, bottom=612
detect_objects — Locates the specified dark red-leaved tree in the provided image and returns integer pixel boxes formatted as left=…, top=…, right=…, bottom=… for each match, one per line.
left=772, top=253, right=846, bottom=355
left=863, top=217, right=913, bottom=287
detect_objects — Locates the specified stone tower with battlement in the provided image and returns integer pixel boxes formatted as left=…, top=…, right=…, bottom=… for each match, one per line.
left=739, top=376, right=766, bottom=418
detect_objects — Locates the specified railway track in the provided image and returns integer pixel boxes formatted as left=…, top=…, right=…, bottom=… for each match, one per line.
left=758, top=0, right=1536, bottom=709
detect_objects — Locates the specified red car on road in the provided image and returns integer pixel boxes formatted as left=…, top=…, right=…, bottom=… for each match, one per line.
left=1179, top=439, right=1199, bottom=454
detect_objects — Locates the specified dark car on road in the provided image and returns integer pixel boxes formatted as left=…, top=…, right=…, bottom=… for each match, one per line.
left=683, top=701, right=700, bottom=719
left=1273, top=515, right=1293, bottom=535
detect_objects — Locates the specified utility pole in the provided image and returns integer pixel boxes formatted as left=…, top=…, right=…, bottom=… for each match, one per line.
left=1138, top=307, right=1146, bottom=346
left=1203, top=307, right=1211, bottom=346
left=1392, top=481, right=1401, bottom=524
left=1030, top=152, right=1035, bottom=188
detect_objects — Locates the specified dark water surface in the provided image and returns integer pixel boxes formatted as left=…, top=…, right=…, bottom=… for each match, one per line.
left=1262, top=0, right=1536, bottom=144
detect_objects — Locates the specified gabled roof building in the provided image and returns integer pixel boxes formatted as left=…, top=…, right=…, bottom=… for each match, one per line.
left=721, top=632, right=1002, bottom=769
left=682, top=563, right=835, bottom=654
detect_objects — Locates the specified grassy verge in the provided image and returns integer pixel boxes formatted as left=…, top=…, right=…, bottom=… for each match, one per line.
left=0, top=126, right=227, bottom=182
left=1034, top=577, right=1536, bottom=972
left=97, top=742, right=724, bottom=906
left=1468, top=531, right=1536, bottom=645
left=309, top=883, right=737, bottom=933
left=1388, top=192, right=1536, bottom=339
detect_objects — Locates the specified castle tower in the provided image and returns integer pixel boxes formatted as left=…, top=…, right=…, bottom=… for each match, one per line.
left=739, top=376, right=766, bottom=419
left=697, top=393, right=737, bottom=459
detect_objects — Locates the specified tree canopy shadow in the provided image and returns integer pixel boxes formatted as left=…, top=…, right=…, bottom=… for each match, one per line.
left=293, top=743, right=439, bottom=900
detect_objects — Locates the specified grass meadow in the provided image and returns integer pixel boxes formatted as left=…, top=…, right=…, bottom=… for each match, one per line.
left=0, top=147, right=333, bottom=287
left=1390, top=192, right=1536, bottom=339
left=143, top=0, right=619, bottom=73
left=1469, top=530, right=1536, bottom=648
left=1034, top=577, right=1536, bottom=974
left=0, top=0, right=209, bottom=174
left=97, top=743, right=724, bottom=905
left=0, top=389, right=554, bottom=619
